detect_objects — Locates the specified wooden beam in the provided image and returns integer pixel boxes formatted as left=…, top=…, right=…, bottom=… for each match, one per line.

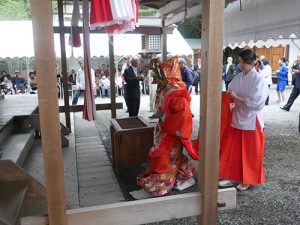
left=158, top=0, right=182, bottom=16
left=30, top=0, right=67, bottom=225
left=109, top=36, right=117, bottom=118
left=164, top=4, right=202, bottom=27
left=199, top=0, right=225, bottom=224
left=57, top=0, right=71, bottom=132
left=20, top=189, right=236, bottom=225
left=58, top=103, right=123, bottom=113
left=158, top=0, right=199, bottom=17
left=53, top=26, right=174, bottom=35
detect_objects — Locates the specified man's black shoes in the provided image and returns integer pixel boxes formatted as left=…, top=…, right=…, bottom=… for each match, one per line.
left=280, top=106, right=289, bottom=111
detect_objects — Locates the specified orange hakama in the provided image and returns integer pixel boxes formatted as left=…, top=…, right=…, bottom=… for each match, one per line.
left=219, top=119, right=264, bottom=184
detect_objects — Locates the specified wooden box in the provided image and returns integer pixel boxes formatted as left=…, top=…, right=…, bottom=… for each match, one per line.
left=110, top=117, right=154, bottom=174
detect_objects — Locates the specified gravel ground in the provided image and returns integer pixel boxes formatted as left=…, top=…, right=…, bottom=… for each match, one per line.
left=95, top=86, right=300, bottom=225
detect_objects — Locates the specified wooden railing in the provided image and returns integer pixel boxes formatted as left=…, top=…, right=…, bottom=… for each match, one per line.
left=20, top=188, right=236, bottom=225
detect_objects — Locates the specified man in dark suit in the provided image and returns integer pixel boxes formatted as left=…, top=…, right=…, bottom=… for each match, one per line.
left=280, top=54, right=300, bottom=111
left=179, top=58, right=193, bottom=92
left=193, top=58, right=201, bottom=95
left=222, top=57, right=236, bottom=90
left=124, top=57, right=144, bottom=117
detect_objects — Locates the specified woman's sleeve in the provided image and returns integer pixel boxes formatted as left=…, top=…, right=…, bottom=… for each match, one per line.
left=228, top=76, right=236, bottom=91
left=278, top=65, right=288, bottom=78
left=244, top=77, right=268, bottom=111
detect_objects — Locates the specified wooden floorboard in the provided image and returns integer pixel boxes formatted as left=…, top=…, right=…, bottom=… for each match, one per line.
left=0, top=95, right=38, bottom=122
left=74, top=113, right=124, bottom=207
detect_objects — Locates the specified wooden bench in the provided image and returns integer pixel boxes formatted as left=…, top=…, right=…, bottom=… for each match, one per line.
left=59, top=102, right=123, bottom=113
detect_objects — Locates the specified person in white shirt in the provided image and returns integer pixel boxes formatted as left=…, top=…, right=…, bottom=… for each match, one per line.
left=72, top=60, right=95, bottom=105
left=219, top=49, right=268, bottom=191
left=121, top=57, right=129, bottom=111
left=99, top=74, right=110, bottom=97
left=116, top=64, right=123, bottom=96
left=261, top=59, right=273, bottom=105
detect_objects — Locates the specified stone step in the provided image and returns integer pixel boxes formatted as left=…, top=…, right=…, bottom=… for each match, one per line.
left=0, top=131, right=35, bottom=166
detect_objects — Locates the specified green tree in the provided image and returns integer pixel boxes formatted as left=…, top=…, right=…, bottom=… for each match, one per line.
left=0, top=0, right=60, bottom=20
left=139, top=6, right=157, bottom=16
left=178, top=15, right=201, bottom=38
left=0, top=0, right=31, bottom=20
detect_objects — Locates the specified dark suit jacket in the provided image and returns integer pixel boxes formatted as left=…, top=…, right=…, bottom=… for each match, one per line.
left=222, top=64, right=236, bottom=82
left=193, top=64, right=201, bottom=77
left=193, top=64, right=201, bottom=72
left=292, top=63, right=300, bottom=89
left=124, top=66, right=140, bottom=99
left=180, top=67, right=193, bottom=90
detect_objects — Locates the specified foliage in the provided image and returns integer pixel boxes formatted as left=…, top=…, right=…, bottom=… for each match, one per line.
left=0, top=2, right=157, bottom=20
left=0, top=0, right=31, bottom=20
left=223, top=47, right=243, bottom=64
left=0, top=0, right=60, bottom=20
left=139, top=6, right=157, bottom=16
left=52, top=1, right=58, bottom=15
left=178, top=15, right=201, bottom=38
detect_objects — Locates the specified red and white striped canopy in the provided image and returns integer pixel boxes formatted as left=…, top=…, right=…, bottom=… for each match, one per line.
left=90, top=0, right=139, bottom=34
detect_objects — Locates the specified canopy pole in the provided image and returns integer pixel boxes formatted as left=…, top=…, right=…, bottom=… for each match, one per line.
left=58, top=0, right=71, bottom=132
left=198, top=0, right=224, bottom=224
left=161, top=18, right=167, bottom=61
left=30, top=0, right=67, bottom=225
left=109, top=36, right=117, bottom=118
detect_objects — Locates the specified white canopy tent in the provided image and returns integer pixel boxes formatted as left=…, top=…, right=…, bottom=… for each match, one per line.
left=0, top=21, right=141, bottom=58
left=0, top=21, right=192, bottom=58
left=224, top=0, right=300, bottom=46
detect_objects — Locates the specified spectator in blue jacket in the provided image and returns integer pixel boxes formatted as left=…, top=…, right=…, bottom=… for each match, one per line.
left=179, top=58, right=193, bottom=92
left=276, top=57, right=288, bottom=103
left=12, top=70, right=26, bottom=93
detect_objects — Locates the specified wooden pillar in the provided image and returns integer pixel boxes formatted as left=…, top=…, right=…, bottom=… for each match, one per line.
left=30, top=1, right=67, bottom=225
left=58, top=0, right=71, bottom=132
left=199, top=0, right=224, bottom=225
left=161, top=18, right=167, bottom=62
left=285, top=44, right=290, bottom=62
left=109, top=36, right=117, bottom=118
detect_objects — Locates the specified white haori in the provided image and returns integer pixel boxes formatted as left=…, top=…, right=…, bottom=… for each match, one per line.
left=228, top=68, right=268, bottom=130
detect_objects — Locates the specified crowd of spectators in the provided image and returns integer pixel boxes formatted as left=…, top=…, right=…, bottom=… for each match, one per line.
left=0, top=70, right=37, bottom=95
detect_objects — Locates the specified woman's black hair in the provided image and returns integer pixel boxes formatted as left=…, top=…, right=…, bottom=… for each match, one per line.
left=279, top=57, right=286, bottom=63
left=238, top=49, right=257, bottom=64
left=262, top=58, right=269, bottom=66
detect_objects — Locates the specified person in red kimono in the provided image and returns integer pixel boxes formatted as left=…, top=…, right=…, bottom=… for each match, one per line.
left=130, top=57, right=198, bottom=199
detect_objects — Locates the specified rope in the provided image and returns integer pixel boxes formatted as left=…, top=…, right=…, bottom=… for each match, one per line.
left=184, top=0, right=188, bottom=20
left=240, top=0, right=243, bottom=11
